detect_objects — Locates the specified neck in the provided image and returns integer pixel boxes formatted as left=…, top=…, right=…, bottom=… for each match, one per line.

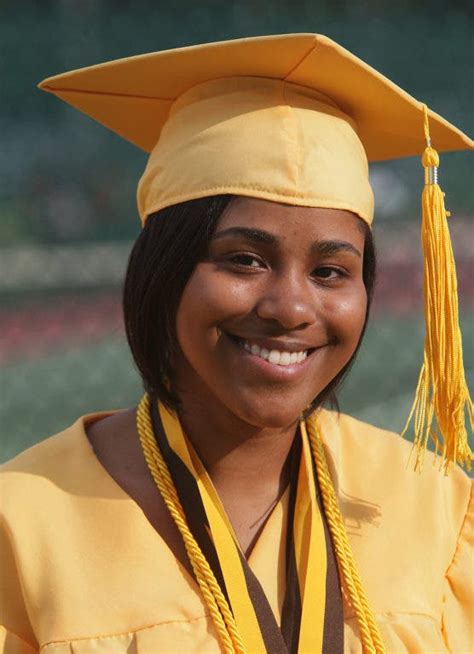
left=175, top=386, right=298, bottom=499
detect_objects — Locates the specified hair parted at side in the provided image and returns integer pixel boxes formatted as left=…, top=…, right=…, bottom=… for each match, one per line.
left=123, top=195, right=376, bottom=414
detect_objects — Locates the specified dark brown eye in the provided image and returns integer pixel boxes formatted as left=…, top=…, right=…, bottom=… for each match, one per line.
left=230, top=254, right=262, bottom=267
left=312, top=266, right=346, bottom=280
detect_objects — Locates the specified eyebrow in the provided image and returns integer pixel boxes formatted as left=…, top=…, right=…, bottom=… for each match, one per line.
left=212, top=226, right=361, bottom=258
left=311, top=240, right=362, bottom=258
left=211, top=227, right=276, bottom=244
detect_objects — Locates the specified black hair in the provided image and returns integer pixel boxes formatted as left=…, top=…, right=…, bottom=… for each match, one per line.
left=123, top=195, right=376, bottom=414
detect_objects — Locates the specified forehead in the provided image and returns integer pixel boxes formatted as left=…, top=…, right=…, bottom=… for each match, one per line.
left=216, top=197, right=366, bottom=243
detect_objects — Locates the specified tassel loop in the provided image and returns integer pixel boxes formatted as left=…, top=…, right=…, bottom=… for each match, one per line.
left=402, top=104, right=473, bottom=473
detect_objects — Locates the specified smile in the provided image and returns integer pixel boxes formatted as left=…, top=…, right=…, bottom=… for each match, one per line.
left=224, top=332, right=320, bottom=374
left=242, top=341, right=308, bottom=366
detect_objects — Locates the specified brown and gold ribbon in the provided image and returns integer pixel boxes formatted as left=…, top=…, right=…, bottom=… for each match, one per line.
left=139, top=395, right=344, bottom=653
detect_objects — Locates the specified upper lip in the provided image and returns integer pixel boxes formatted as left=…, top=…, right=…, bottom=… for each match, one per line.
left=225, top=332, right=320, bottom=353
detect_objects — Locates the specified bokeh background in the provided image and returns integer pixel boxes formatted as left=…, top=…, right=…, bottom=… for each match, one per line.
left=1, top=0, right=473, bottom=470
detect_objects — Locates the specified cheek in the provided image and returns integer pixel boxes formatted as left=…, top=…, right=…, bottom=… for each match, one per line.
left=324, top=283, right=367, bottom=344
left=175, top=267, right=254, bottom=347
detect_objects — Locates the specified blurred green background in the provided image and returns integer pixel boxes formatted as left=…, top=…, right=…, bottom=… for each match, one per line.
left=1, top=0, right=473, bottom=472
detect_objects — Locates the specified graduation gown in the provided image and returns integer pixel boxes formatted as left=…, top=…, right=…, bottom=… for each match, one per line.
left=1, top=410, right=472, bottom=653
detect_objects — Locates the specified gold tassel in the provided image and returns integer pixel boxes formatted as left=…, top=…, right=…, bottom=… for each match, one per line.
left=402, top=104, right=473, bottom=474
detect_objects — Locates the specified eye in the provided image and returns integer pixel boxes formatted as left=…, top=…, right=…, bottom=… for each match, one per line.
left=312, top=266, right=346, bottom=280
left=228, top=254, right=263, bottom=268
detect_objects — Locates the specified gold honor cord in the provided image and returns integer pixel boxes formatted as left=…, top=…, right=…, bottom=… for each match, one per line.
left=157, top=397, right=329, bottom=653
left=164, top=406, right=327, bottom=653
left=305, top=420, right=385, bottom=653
left=137, top=393, right=385, bottom=653
left=137, top=394, right=244, bottom=654
left=158, top=402, right=267, bottom=653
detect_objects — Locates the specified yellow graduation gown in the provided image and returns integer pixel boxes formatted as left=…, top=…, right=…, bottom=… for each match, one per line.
left=0, top=410, right=472, bottom=653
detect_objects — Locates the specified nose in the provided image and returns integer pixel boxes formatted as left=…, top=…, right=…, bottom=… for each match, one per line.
left=255, top=271, right=317, bottom=330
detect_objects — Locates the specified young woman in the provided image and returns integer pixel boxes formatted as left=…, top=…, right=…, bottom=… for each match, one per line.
left=1, top=34, right=472, bottom=654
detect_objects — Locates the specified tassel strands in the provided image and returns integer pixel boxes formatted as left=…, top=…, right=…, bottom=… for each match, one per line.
left=402, top=104, right=474, bottom=473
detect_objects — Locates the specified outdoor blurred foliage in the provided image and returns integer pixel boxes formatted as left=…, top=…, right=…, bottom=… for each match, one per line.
left=1, top=0, right=473, bottom=466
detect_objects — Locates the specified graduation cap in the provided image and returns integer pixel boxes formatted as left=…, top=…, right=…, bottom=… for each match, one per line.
left=39, top=33, right=473, bottom=471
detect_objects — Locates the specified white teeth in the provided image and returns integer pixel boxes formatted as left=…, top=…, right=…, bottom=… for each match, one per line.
left=243, top=341, right=307, bottom=366
left=268, top=350, right=280, bottom=364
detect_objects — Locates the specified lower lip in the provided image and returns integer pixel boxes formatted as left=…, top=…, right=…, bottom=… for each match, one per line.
left=225, top=334, right=320, bottom=381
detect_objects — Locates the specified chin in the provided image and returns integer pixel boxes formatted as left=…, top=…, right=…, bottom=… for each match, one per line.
left=226, top=390, right=311, bottom=430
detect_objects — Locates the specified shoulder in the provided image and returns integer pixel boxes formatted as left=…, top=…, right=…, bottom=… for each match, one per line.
left=0, top=411, right=116, bottom=473
left=319, top=407, right=471, bottom=490
left=0, top=416, right=102, bottom=643
left=317, top=409, right=472, bottom=575
left=0, top=411, right=118, bottom=518
left=0, top=410, right=195, bottom=644
left=319, top=409, right=421, bottom=463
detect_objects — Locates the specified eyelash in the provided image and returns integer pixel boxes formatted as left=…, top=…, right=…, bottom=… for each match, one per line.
left=312, top=266, right=348, bottom=281
left=227, top=253, right=264, bottom=268
left=226, top=254, right=348, bottom=281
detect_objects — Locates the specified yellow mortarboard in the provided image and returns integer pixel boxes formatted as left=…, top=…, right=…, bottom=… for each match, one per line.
left=38, top=33, right=473, bottom=472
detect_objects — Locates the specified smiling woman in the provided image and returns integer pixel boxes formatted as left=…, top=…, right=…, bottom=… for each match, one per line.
left=176, top=201, right=368, bottom=430
left=124, top=197, right=375, bottom=426
left=0, top=34, right=473, bottom=654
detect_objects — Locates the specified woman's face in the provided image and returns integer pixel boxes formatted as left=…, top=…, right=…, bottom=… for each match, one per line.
left=174, top=197, right=367, bottom=429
